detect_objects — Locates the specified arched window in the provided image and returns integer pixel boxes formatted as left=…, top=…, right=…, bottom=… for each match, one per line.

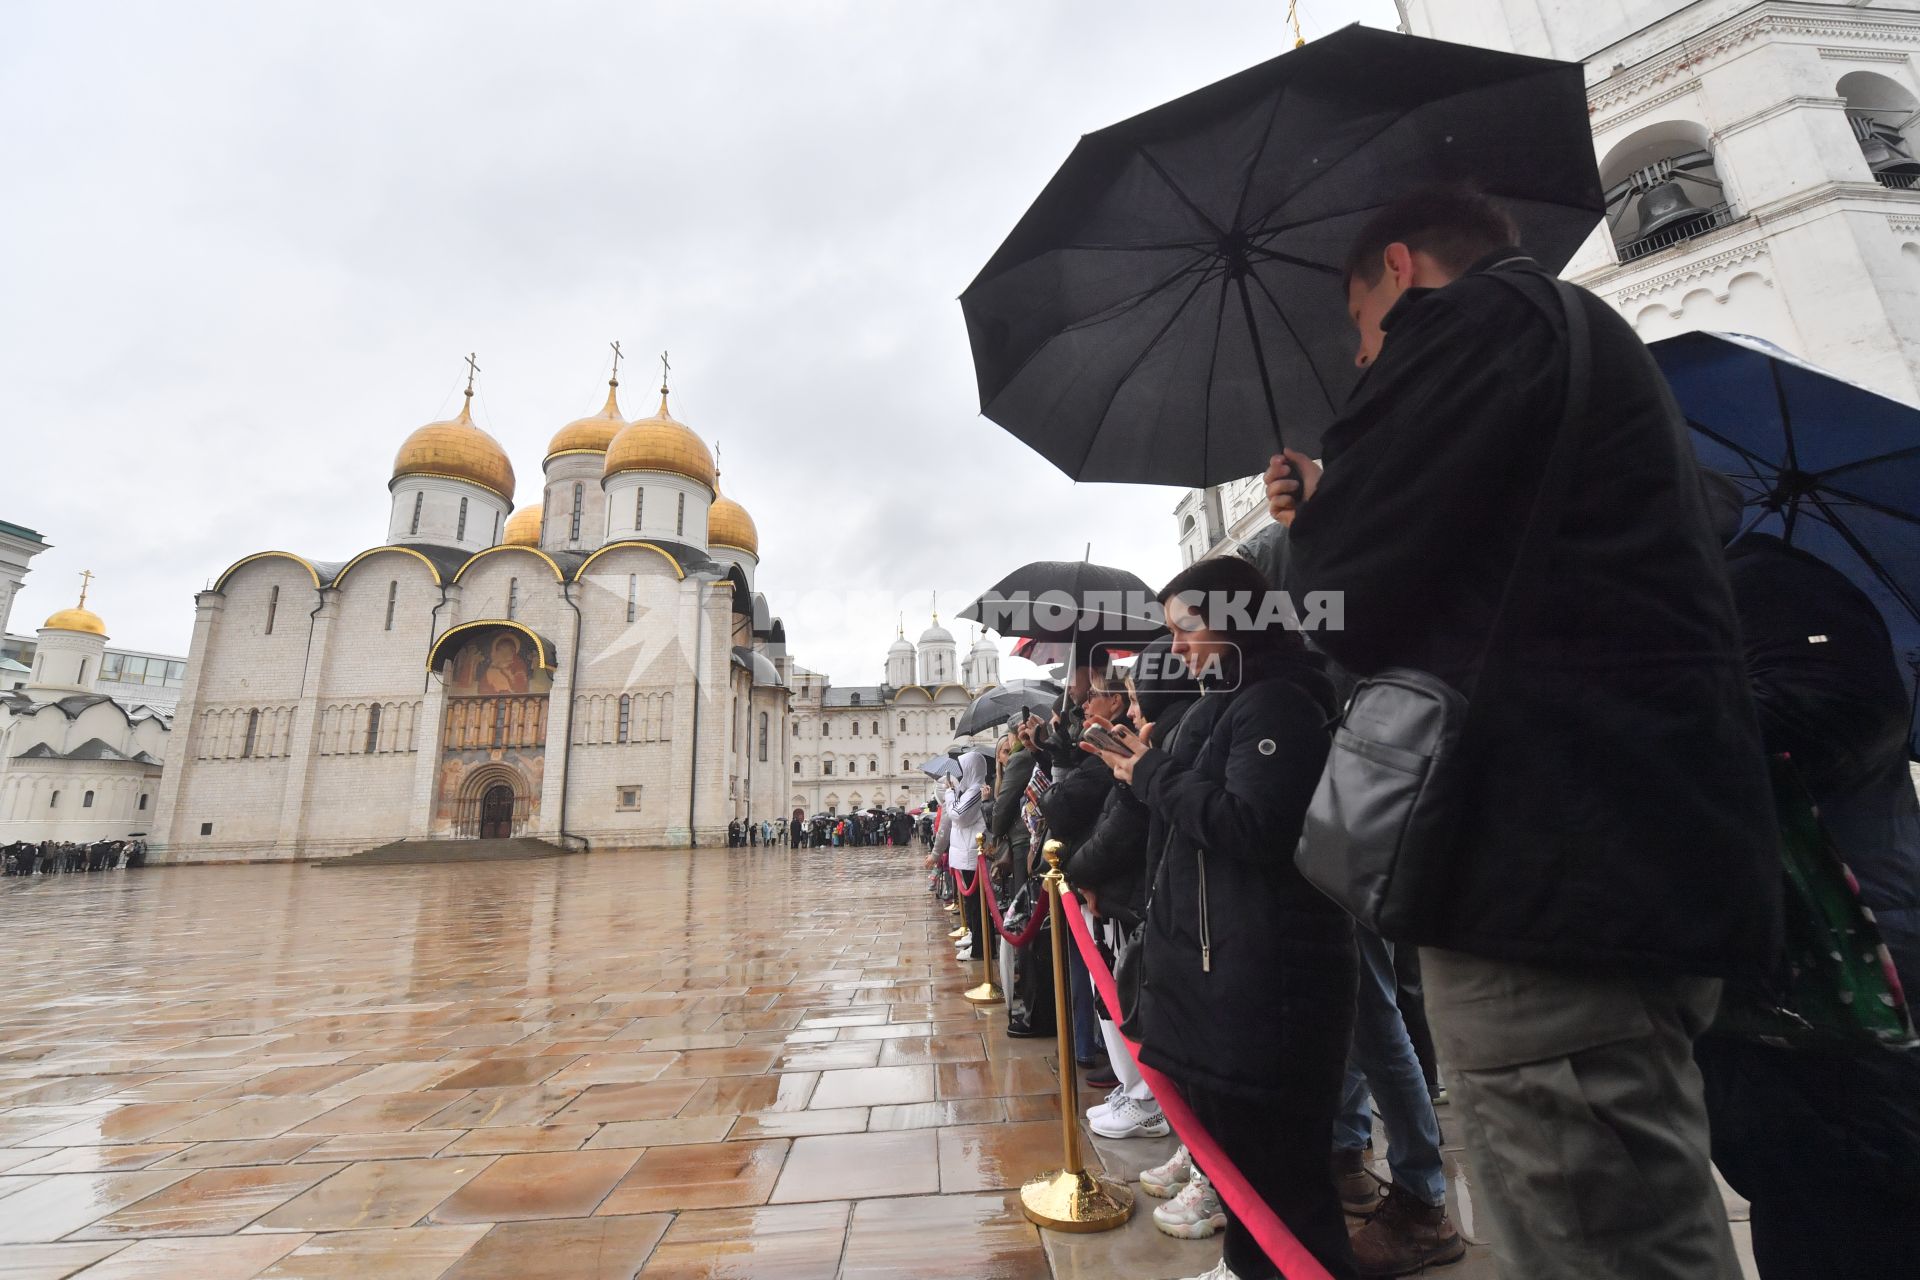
left=635, top=488, right=645, bottom=528
left=410, top=490, right=424, bottom=535
left=948, top=715, right=956, bottom=730
left=365, top=703, right=383, bottom=754
left=822, top=722, right=830, bottom=737
left=823, top=756, right=835, bottom=776
left=1600, top=120, right=1731, bottom=264
left=385, top=580, right=399, bottom=631
left=49, top=790, right=59, bottom=808
left=457, top=496, right=470, bottom=541
left=852, top=721, right=860, bottom=736
left=758, top=712, right=769, bottom=762
left=138, top=793, right=148, bottom=811
left=627, top=574, right=638, bottom=623
left=83, top=790, right=95, bottom=808
left=869, top=757, right=878, bottom=773
left=871, top=721, right=878, bottom=735
left=570, top=482, right=584, bottom=540
left=794, top=760, right=801, bottom=774
left=265, top=584, right=279, bottom=635
left=242, top=708, right=260, bottom=758
left=1841, top=71, right=1920, bottom=188
left=899, top=716, right=906, bottom=732
left=675, top=492, right=686, bottom=537
left=618, top=694, right=632, bottom=743
left=507, top=577, right=520, bottom=620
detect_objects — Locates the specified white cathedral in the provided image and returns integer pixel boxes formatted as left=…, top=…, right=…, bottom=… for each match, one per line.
left=151, top=364, right=800, bottom=861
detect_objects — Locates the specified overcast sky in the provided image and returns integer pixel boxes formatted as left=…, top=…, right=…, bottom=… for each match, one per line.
left=2, top=0, right=1396, bottom=686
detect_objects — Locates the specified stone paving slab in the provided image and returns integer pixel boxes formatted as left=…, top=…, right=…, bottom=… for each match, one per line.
left=0, top=847, right=1760, bottom=1278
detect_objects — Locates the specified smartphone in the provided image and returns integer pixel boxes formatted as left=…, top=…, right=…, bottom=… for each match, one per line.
left=1082, top=724, right=1124, bottom=752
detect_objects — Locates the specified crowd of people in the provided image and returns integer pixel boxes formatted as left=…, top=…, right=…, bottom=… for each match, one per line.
left=920, top=186, right=1920, bottom=1280
left=2, top=838, right=146, bottom=876
left=743, top=808, right=925, bottom=849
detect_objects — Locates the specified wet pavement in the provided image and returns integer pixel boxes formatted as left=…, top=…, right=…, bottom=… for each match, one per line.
left=0, top=846, right=1757, bottom=1278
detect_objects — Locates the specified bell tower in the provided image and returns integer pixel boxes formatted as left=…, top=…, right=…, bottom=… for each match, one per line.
left=1400, top=0, right=1920, bottom=403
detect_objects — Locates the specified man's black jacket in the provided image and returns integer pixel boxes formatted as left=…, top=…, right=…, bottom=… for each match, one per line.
left=1290, top=254, right=1780, bottom=978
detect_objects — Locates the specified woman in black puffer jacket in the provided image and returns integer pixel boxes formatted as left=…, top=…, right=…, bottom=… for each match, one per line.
left=1084, top=557, right=1359, bottom=1280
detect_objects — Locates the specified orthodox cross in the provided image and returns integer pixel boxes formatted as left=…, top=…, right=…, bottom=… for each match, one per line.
left=463, top=352, right=481, bottom=399
left=659, top=350, right=671, bottom=394
left=77, top=568, right=94, bottom=608
left=609, top=340, right=623, bottom=385
left=714, top=440, right=722, bottom=480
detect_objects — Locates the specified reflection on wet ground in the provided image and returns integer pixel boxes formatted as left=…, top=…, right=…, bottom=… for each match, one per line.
left=0, top=846, right=1755, bottom=1277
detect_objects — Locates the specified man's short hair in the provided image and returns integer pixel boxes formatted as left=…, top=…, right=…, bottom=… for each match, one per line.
left=1342, top=184, right=1520, bottom=289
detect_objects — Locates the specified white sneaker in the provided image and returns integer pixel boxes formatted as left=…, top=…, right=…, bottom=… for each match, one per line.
left=954, top=945, right=974, bottom=961
left=1085, top=1084, right=1126, bottom=1123
left=1174, top=1260, right=1240, bottom=1280
left=1153, top=1167, right=1226, bottom=1240
left=1089, top=1093, right=1170, bottom=1139
left=1139, top=1142, right=1192, bottom=1199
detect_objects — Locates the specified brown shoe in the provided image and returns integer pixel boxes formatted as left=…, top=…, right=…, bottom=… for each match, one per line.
left=1330, top=1146, right=1382, bottom=1217
left=1348, top=1185, right=1465, bottom=1277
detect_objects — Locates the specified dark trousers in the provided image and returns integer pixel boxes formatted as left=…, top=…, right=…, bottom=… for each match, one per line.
left=1182, top=1086, right=1359, bottom=1280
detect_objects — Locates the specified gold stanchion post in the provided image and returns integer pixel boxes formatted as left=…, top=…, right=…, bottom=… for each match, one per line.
left=1019, top=840, right=1131, bottom=1231
left=963, top=834, right=1002, bottom=1005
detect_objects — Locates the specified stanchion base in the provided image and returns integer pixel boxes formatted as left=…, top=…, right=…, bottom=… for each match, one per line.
left=962, top=981, right=1004, bottom=1005
left=1019, top=1167, right=1133, bottom=1232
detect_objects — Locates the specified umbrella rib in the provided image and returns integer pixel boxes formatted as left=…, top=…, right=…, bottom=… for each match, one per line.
left=1818, top=442, right=1920, bottom=480
left=1685, top=418, right=1785, bottom=480
left=1773, top=360, right=1802, bottom=543
left=1135, top=147, right=1226, bottom=240
left=1801, top=478, right=1920, bottom=527
left=1201, top=260, right=1231, bottom=486
left=1247, top=265, right=1341, bottom=416
left=1246, top=244, right=1342, bottom=275
left=1803, top=490, right=1920, bottom=625
left=1073, top=267, right=1222, bottom=478
left=1230, top=80, right=1291, bottom=231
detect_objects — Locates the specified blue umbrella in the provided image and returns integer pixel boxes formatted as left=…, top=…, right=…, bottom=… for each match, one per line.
left=1652, top=330, right=1920, bottom=756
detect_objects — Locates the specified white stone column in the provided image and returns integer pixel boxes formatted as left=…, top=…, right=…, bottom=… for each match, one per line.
left=407, top=585, right=462, bottom=840
left=273, top=586, right=339, bottom=857
left=150, top=590, right=223, bottom=861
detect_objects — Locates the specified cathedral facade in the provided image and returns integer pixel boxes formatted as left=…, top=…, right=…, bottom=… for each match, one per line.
left=151, top=368, right=794, bottom=862
left=785, top=616, right=1002, bottom=817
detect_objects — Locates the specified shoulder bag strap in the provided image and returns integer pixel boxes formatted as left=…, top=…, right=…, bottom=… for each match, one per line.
left=1466, top=272, right=1594, bottom=696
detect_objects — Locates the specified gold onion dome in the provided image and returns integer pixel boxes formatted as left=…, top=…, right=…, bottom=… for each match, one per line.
left=391, top=396, right=516, bottom=501
left=708, top=486, right=759, bottom=556
left=548, top=382, right=627, bottom=459
left=503, top=503, right=543, bottom=546
left=45, top=572, right=106, bottom=636
left=43, top=606, right=106, bottom=636
left=604, top=390, right=715, bottom=490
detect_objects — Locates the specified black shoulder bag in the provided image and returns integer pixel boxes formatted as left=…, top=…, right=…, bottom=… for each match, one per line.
left=1294, top=273, right=1592, bottom=939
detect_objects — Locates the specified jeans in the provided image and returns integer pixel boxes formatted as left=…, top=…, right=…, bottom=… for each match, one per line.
left=1068, top=933, right=1101, bottom=1063
left=1334, top=928, right=1447, bottom=1207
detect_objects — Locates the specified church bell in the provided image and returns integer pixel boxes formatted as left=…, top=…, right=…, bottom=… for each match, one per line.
left=1857, top=120, right=1920, bottom=178
left=1633, top=180, right=1708, bottom=237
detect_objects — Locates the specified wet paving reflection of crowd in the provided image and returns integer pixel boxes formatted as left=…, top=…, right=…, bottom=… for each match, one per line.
left=0, top=847, right=1749, bottom=1277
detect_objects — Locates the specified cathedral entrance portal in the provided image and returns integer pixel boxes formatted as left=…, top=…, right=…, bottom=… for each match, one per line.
left=479, top=785, right=515, bottom=839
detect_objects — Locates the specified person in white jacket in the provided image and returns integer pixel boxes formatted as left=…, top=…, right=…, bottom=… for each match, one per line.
left=948, top=751, right=991, bottom=961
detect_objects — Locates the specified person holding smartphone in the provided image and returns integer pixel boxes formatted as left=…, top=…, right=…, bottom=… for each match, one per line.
left=1081, top=556, right=1359, bottom=1280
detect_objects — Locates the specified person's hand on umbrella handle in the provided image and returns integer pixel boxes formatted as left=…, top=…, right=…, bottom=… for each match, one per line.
left=1265, top=449, right=1321, bottom=526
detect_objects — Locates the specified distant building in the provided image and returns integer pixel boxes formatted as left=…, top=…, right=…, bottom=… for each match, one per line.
left=0, top=576, right=171, bottom=842
left=785, top=615, right=1004, bottom=817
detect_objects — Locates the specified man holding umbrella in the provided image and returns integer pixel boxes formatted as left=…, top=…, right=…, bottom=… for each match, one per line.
left=1274, top=186, right=1779, bottom=1278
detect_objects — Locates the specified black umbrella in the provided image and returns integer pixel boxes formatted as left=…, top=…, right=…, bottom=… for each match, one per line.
left=954, top=678, right=1065, bottom=738
left=1654, top=330, right=1920, bottom=758
left=958, top=560, right=1166, bottom=644
left=960, top=24, right=1603, bottom=483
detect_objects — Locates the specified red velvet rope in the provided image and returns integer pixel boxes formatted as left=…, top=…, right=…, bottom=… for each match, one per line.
left=979, top=864, right=1048, bottom=948
left=953, top=865, right=978, bottom=897
left=1059, top=886, right=1336, bottom=1280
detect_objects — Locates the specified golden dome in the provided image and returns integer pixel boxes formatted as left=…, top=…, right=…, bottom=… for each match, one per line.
left=709, top=488, right=759, bottom=556
left=604, top=391, right=715, bottom=490
left=392, top=396, right=516, bottom=501
left=43, top=606, right=106, bottom=637
left=547, top=383, right=627, bottom=460
left=503, top=503, right=544, bottom=546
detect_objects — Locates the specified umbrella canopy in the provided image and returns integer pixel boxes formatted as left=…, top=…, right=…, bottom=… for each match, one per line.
left=959, top=560, right=1166, bottom=644
left=919, top=756, right=962, bottom=779
left=961, top=24, right=1603, bottom=482
left=955, top=678, right=1065, bottom=738
left=1654, top=329, right=1920, bottom=757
